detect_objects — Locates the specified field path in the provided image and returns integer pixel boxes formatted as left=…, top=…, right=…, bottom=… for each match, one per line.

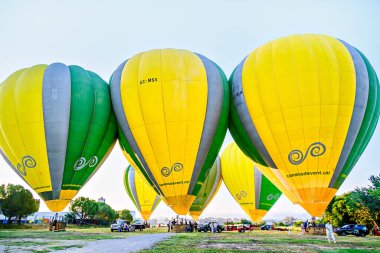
left=56, top=233, right=172, bottom=253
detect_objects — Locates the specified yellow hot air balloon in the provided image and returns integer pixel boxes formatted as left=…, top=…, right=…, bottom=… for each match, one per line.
left=189, top=157, right=222, bottom=221
left=221, top=142, right=282, bottom=222
left=124, top=165, right=161, bottom=221
left=111, top=49, right=229, bottom=215
left=229, top=34, right=380, bottom=216
left=0, top=63, right=117, bottom=211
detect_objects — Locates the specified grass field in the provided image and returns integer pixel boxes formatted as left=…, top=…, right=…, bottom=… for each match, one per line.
left=142, top=230, right=380, bottom=253
left=0, top=226, right=166, bottom=252
left=0, top=227, right=380, bottom=253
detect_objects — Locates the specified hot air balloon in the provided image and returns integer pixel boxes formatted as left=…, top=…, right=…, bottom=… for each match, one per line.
left=111, top=49, right=229, bottom=215
left=229, top=34, right=380, bottom=216
left=124, top=165, right=161, bottom=221
left=221, top=142, right=282, bottom=222
left=189, top=157, right=222, bottom=221
left=0, top=63, right=117, bottom=211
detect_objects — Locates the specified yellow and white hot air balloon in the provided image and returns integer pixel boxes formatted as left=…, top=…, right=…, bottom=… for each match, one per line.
left=221, top=142, right=282, bottom=222
left=124, top=165, right=161, bottom=221
left=189, top=157, right=222, bottom=221
left=229, top=34, right=380, bottom=216
left=111, top=49, right=229, bottom=215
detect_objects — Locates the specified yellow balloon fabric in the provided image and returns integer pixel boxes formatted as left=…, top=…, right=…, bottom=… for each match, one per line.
left=0, top=63, right=117, bottom=211
left=124, top=166, right=161, bottom=221
left=189, top=157, right=222, bottom=221
left=111, top=49, right=229, bottom=215
left=229, top=34, right=380, bottom=216
left=221, top=143, right=282, bottom=222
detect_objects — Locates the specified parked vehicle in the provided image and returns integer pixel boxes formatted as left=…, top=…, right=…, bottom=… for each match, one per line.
left=237, top=224, right=254, bottom=232
left=335, top=224, right=369, bottom=237
left=197, top=222, right=224, bottom=233
left=261, top=224, right=273, bottom=230
left=132, top=218, right=146, bottom=231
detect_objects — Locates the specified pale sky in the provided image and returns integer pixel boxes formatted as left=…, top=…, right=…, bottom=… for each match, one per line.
left=0, top=0, right=379, bottom=221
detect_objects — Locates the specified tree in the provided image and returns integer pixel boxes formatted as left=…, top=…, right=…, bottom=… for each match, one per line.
left=96, top=203, right=116, bottom=224
left=0, top=184, right=39, bottom=224
left=70, top=197, right=99, bottom=225
left=346, top=174, right=380, bottom=226
left=119, top=209, right=133, bottom=222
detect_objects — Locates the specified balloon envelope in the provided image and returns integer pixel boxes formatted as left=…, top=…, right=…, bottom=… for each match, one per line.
left=111, top=49, right=229, bottom=215
left=221, top=142, right=282, bottom=222
left=229, top=34, right=380, bottom=216
left=189, top=156, right=222, bottom=221
left=124, top=165, right=161, bottom=221
left=0, top=63, right=117, bottom=211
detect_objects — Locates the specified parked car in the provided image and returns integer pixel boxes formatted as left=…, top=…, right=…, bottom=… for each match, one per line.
left=335, top=224, right=369, bottom=237
left=132, top=218, right=146, bottom=231
left=197, top=222, right=224, bottom=233
left=237, top=224, right=254, bottom=232
left=261, top=225, right=273, bottom=230
left=111, top=220, right=127, bottom=232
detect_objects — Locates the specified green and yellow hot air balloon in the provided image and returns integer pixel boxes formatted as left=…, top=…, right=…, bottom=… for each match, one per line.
left=124, top=165, right=161, bottom=221
left=0, top=63, right=117, bottom=211
left=221, top=142, right=282, bottom=222
left=111, top=49, right=229, bottom=215
left=229, top=34, right=380, bottom=216
left=189, top=156, right=222, bottom=221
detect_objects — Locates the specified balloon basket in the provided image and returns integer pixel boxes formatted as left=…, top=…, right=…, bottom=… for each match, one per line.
left=49, top=221, right=66, bottom=232
left=171, top=224, right=187, bottom=233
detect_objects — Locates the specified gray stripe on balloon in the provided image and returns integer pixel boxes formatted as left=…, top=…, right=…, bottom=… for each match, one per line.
left=202, top=156, right=221, bottom=212
left=152, top=195, right=161, bottom=211
left=254, top=166, right=262, bottom=209
left=110, top=61, right=164, bottom=197
left=42, top=63, right=71, bottom=200
left=188, top=54, right=223, bottom=194
left=129, top=167, right=141, bottom=211
left=329, top=40, right=369, bottom=188
left=232, top=58, right=277, bottom=169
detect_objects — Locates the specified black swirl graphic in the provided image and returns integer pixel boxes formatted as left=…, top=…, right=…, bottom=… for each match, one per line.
left=17, top=156, right=36, bottom=176
left=161, top=163, right=184, bottom=177
left=288, top=142, right=326, bottom=165
left=236, top=190, right=248, bottom=200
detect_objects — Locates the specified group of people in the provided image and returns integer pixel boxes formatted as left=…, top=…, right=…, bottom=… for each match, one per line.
left=167, top=218, right=198, bottom=232
left=301, top=219, right=336, bottom=243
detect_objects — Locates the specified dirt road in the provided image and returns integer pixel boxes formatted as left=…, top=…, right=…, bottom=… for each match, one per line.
left=56, top=233, right=172, bottom=253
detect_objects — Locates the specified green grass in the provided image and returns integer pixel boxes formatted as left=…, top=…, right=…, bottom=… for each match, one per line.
left=1, top=227, right=379, bottom=252
left=0, top=226, right=167, bottom=252
left=141, top=230, right=380, bottom=253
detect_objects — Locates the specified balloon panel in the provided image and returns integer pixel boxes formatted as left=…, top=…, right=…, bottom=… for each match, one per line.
left=0, top=63, right=117, bottom=211
left=124, top=165, right=161, bottom=221
left=230, top=34, right=380, bottom=216
left=221, top=142, right=281, bottom=222
left=189, top=157, right=222, bottom=220
left=112, top=49, right=229, bottom=214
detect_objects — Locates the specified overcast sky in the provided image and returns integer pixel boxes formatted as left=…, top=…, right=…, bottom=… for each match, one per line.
left=1, top=0, right=379, bottom=221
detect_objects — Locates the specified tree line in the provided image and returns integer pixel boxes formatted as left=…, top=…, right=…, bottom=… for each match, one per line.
left=322, top=174, right=380, bottom=229
left=67, top=196, right=133, bottom=225
left=0, top=184, right=133, bottom=226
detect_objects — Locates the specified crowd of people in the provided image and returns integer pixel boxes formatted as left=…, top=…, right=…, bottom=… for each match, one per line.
left=167, top=218, right=198, bottom=232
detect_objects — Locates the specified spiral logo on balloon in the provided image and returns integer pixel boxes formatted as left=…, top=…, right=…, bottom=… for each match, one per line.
left=74, top=156, right=98, bottom=171
left=17, top=156, right=36, bottom=176
left=288, top=142, right=326, bottom=165
left=266, top=193, right=280, bottom=201
left=236, top=190, right=248, bottom=200
left=161, top=163, right=184, bottom=177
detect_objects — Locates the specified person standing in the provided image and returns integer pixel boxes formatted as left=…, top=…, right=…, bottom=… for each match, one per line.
left=325, top=220, right=336, bottom=243
left=301, top=222, right=306, bottom=235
